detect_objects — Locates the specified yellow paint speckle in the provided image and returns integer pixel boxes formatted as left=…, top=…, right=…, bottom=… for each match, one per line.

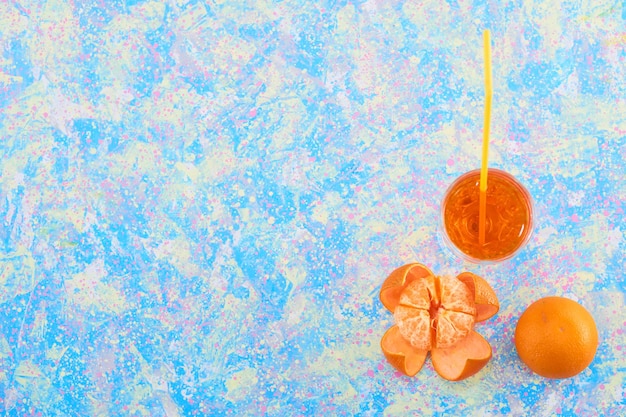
left=65, top=259, right=127, bottom=315
left=225, top=368, right=259, bottom=402
left=336, top=4, right=356, bottom=33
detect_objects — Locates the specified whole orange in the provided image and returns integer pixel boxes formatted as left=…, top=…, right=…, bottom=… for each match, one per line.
left=514, top=296, right=598, bottom=379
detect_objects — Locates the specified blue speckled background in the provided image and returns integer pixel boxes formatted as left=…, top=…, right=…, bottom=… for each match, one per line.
left=1, top=1, right=625, bottom=416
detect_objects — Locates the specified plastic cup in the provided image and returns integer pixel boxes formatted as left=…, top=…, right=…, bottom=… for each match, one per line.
left=440, top=168, right=534, bottom=263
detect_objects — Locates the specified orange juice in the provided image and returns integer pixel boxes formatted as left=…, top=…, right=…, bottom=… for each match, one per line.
left=441, top=169, right=533, bottom=262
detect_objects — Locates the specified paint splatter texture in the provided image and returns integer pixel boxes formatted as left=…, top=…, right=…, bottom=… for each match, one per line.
left=1, top=1, right=625, bottom=416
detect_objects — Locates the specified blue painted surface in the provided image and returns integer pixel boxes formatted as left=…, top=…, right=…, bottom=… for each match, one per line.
left=0, top=1, right=625, bottom=416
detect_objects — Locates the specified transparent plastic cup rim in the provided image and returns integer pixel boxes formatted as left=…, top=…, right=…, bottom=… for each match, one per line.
left=440, top=168, right=534, bottom=264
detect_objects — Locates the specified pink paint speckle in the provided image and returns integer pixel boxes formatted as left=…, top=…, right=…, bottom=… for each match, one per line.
left=571, top=213, right=580, bottom=222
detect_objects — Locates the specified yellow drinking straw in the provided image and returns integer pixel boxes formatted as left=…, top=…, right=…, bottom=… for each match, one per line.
left=479, top=30, right=492, bottom=246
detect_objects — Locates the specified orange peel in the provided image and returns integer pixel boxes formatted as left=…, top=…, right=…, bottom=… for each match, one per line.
left=379, top=263, right=499, bottom=381
left=456, top=271, right=500, bottom=322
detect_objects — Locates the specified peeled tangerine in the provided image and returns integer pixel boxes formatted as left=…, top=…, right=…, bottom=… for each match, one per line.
left=379, top=263, right=500, bottom=381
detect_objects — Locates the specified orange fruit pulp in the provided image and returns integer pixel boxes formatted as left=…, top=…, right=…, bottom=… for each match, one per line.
left=379, top=263, right=500, bottom=381
left=442, top=169, right=533, bottom=262
left=514, top=296, right=599, bottom=379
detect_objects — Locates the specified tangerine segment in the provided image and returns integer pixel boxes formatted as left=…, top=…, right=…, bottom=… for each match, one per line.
left=393, top=306, right=431, bottom=350
left=381, top=325, right=428, bottom=377
left=398, top=272, right=436, bottom=310
left=394, top=275, right=476, bottom=351
left=431, top=330, right=492, bottom=381
left=440, top=275, right=476, bottom=316
left=379, top=263, right=434, bottom=312
left=436, top=310, right=475, bottom=349
left=456, top=272, right=499, bottom=322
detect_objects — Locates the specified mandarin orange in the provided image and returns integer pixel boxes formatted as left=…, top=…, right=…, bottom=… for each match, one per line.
left=514, top=296, right=599, bottom=379
left=379, top=263, right=499, bottom=381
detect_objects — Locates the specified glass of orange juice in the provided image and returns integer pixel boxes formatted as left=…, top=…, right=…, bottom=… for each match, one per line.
left=440, top=168, right=534, bottom=263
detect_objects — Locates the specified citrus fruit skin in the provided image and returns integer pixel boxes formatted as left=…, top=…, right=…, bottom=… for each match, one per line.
left=514, top=296, right=599, bottom=379
left=381, top=325, right=428, bottom=377
left=379, top=263, right=433, bottom=312
left=456, top=272, right=499, bottom=322
left=431, top=330, right=492, bottom=381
